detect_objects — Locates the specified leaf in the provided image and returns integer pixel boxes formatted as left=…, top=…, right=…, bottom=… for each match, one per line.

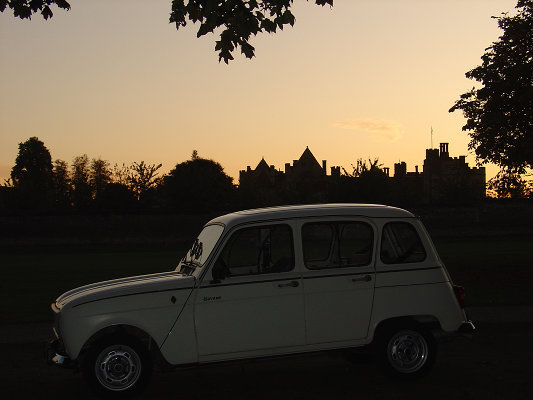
left=41, top=5, right=53, bottom=20
left=240, top=42, right=255, bottom=59
left=55, top=0, right=71, bottom=10
left=197, top=23, right=213, bottom=37
left=282, top=10, right=295, bottom=26
left=261, top=19, right=277, bottom=33
left=29, top=0, right=43, bottom=12
left=13, top=4, right=33, bottom=19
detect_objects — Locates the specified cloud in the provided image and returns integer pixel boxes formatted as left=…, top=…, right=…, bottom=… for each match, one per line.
left=333, top=119, right=403, bottom=142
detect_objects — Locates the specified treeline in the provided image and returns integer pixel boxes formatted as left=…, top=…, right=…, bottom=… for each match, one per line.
left=2, top=137, right=531, bottom=215
left=1, top=137, right=236, bottom=214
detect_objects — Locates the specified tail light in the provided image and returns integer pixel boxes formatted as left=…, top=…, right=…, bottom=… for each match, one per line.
left=453, top=285, right=466, bottom=308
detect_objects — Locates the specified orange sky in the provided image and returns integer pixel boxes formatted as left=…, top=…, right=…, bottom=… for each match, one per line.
left=0, top=0, right=518, bottom=184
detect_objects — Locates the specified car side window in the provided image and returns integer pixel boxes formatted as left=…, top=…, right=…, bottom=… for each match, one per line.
left=302, top=222, right=373, bottom=269
left=380, top=222, right=426, bottom=264
left=214, top=224, right=294, bottom=278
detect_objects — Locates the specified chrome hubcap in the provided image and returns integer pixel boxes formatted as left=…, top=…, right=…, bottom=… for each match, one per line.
left=387, top=330, right=428, bottom=373
left=95, top=345, right=141, bottom=391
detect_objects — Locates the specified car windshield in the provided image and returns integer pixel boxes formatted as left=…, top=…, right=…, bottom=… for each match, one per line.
left=177, top=224, right=225, bottom=278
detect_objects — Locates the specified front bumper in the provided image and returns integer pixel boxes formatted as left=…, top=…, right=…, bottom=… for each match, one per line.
left=45, top=338, right=76, bottom=369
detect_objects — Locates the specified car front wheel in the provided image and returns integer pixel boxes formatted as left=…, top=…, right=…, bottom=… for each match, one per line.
left=83, top=336, right=152, bottom=396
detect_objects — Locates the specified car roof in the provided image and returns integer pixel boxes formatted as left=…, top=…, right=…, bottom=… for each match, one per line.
left=207, top=203, right=414, bottom=229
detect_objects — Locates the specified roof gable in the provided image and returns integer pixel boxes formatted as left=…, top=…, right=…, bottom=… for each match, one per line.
left=255, top=158, right=270, bottom=171
left=298, top=146, right=322, bottom=169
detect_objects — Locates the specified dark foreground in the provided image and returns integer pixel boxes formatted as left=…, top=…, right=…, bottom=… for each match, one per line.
left=4, top=321, right=532, bottom=399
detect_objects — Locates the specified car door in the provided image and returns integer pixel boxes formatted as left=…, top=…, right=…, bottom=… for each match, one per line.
left=194, top=223, right=306, bottom=360
left=300, top=219, right=376, bottom=345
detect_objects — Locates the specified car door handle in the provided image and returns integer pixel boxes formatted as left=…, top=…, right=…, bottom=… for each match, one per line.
left=278, top=280, right=299, bottom=288
left=352, top=275, right=372, bottom=283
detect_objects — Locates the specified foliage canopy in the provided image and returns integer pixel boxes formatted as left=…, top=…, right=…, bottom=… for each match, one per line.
left=0, top=0, right=70, bottom=20
left=10, top=137, right=54, bottom=208
left=449, top=0, right=533, bottom=172
left=162, top=152, right=235, bottom=211
left=170, top=0, right=333, bottom=63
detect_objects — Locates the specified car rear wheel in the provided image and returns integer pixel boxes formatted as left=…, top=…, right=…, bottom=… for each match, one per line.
left=379, top=326, right=436, bottom=378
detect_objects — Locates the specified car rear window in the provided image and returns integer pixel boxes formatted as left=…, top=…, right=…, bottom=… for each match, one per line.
left=380, top=222, right=426, bottom=264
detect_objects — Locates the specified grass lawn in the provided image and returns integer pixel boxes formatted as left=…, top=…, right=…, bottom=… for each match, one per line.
left=433, top=235, right=533, bottom=307
left=1, top=234, right=531, bottom=324
left=0, top=243, right=189, bottom=324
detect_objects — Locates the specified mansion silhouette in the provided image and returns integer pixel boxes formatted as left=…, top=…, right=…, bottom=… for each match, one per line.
left=239, top=144, right=485, bottom=206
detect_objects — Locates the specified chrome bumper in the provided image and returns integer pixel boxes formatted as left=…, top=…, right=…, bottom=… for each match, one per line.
left=457, top=320, right=476, bottom=338
left=458, top=321, right=476, bottom=334
left=45, top=338, right=76, bottom=369
left=432, top=320, right=475, bottom=342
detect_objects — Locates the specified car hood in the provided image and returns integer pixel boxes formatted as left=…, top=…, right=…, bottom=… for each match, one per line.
left=55, top=271, right=195, bottom=310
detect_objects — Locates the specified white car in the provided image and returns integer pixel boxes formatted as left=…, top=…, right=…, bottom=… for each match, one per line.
left=47, top=204, right=474, bottom=395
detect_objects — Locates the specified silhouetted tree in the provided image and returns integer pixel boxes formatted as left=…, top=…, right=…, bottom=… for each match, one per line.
left=335, top=158, right=391, bottom=204
left=2, top=178, right=13, bottom=188
left=90, top=157, right=112, bottom=202
left=162, top=152, right=235, bottom=212
left=98, top=183, right=137, bottom=211
left=71, top=154, right=92, bottom=209
left=53, top=159, right=71, bottom=207
left=342, top=158, right=383, bottom=178
left=112, top=163, right=130, bottom=185
left=449, top=0, right=533, bottom=174
left=487, top=168, right=532, bottom=198
left=170, top=0, right=333, bottom=63
left=10, top=136, right=54, bottom=209
left=128, top=161, right=162, bottom=202
left=357, top=159, right=391, bottom=203
left=0, top=0, right=70, bottom=19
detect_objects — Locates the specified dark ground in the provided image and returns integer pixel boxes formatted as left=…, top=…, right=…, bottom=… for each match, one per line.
left=2, top=205, right=532, bottom=398
left=3, top=319, right=533, bottom=399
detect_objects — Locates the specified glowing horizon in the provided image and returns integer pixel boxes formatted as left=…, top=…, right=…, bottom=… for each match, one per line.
left=1, top=0, right=516, bottom=185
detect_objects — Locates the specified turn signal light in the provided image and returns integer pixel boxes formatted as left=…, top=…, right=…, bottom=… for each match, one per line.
left=453, top=285, right=466, bottom=308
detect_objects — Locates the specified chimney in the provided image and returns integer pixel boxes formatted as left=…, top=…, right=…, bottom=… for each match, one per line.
left=322, top=160, right=327, bottom=173
left=394, top=162, right=407, bottom=177
left=440, top=143, right=449, bottom=157
left=383, top=167, right=390, bottom=177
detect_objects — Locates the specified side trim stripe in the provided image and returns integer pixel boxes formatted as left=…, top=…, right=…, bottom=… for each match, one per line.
left=201, top=266, right=442, bottom=288
left=72, top=286, right=194, bottom=308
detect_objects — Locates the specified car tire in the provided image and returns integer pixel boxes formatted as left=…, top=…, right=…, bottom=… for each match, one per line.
left=82, top=335, right=152, bottom=397
left=378, top=325, right=436, bottom=378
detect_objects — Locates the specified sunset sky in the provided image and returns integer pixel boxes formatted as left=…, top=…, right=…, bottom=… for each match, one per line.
left=0, top=0, right=519, bottom=184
